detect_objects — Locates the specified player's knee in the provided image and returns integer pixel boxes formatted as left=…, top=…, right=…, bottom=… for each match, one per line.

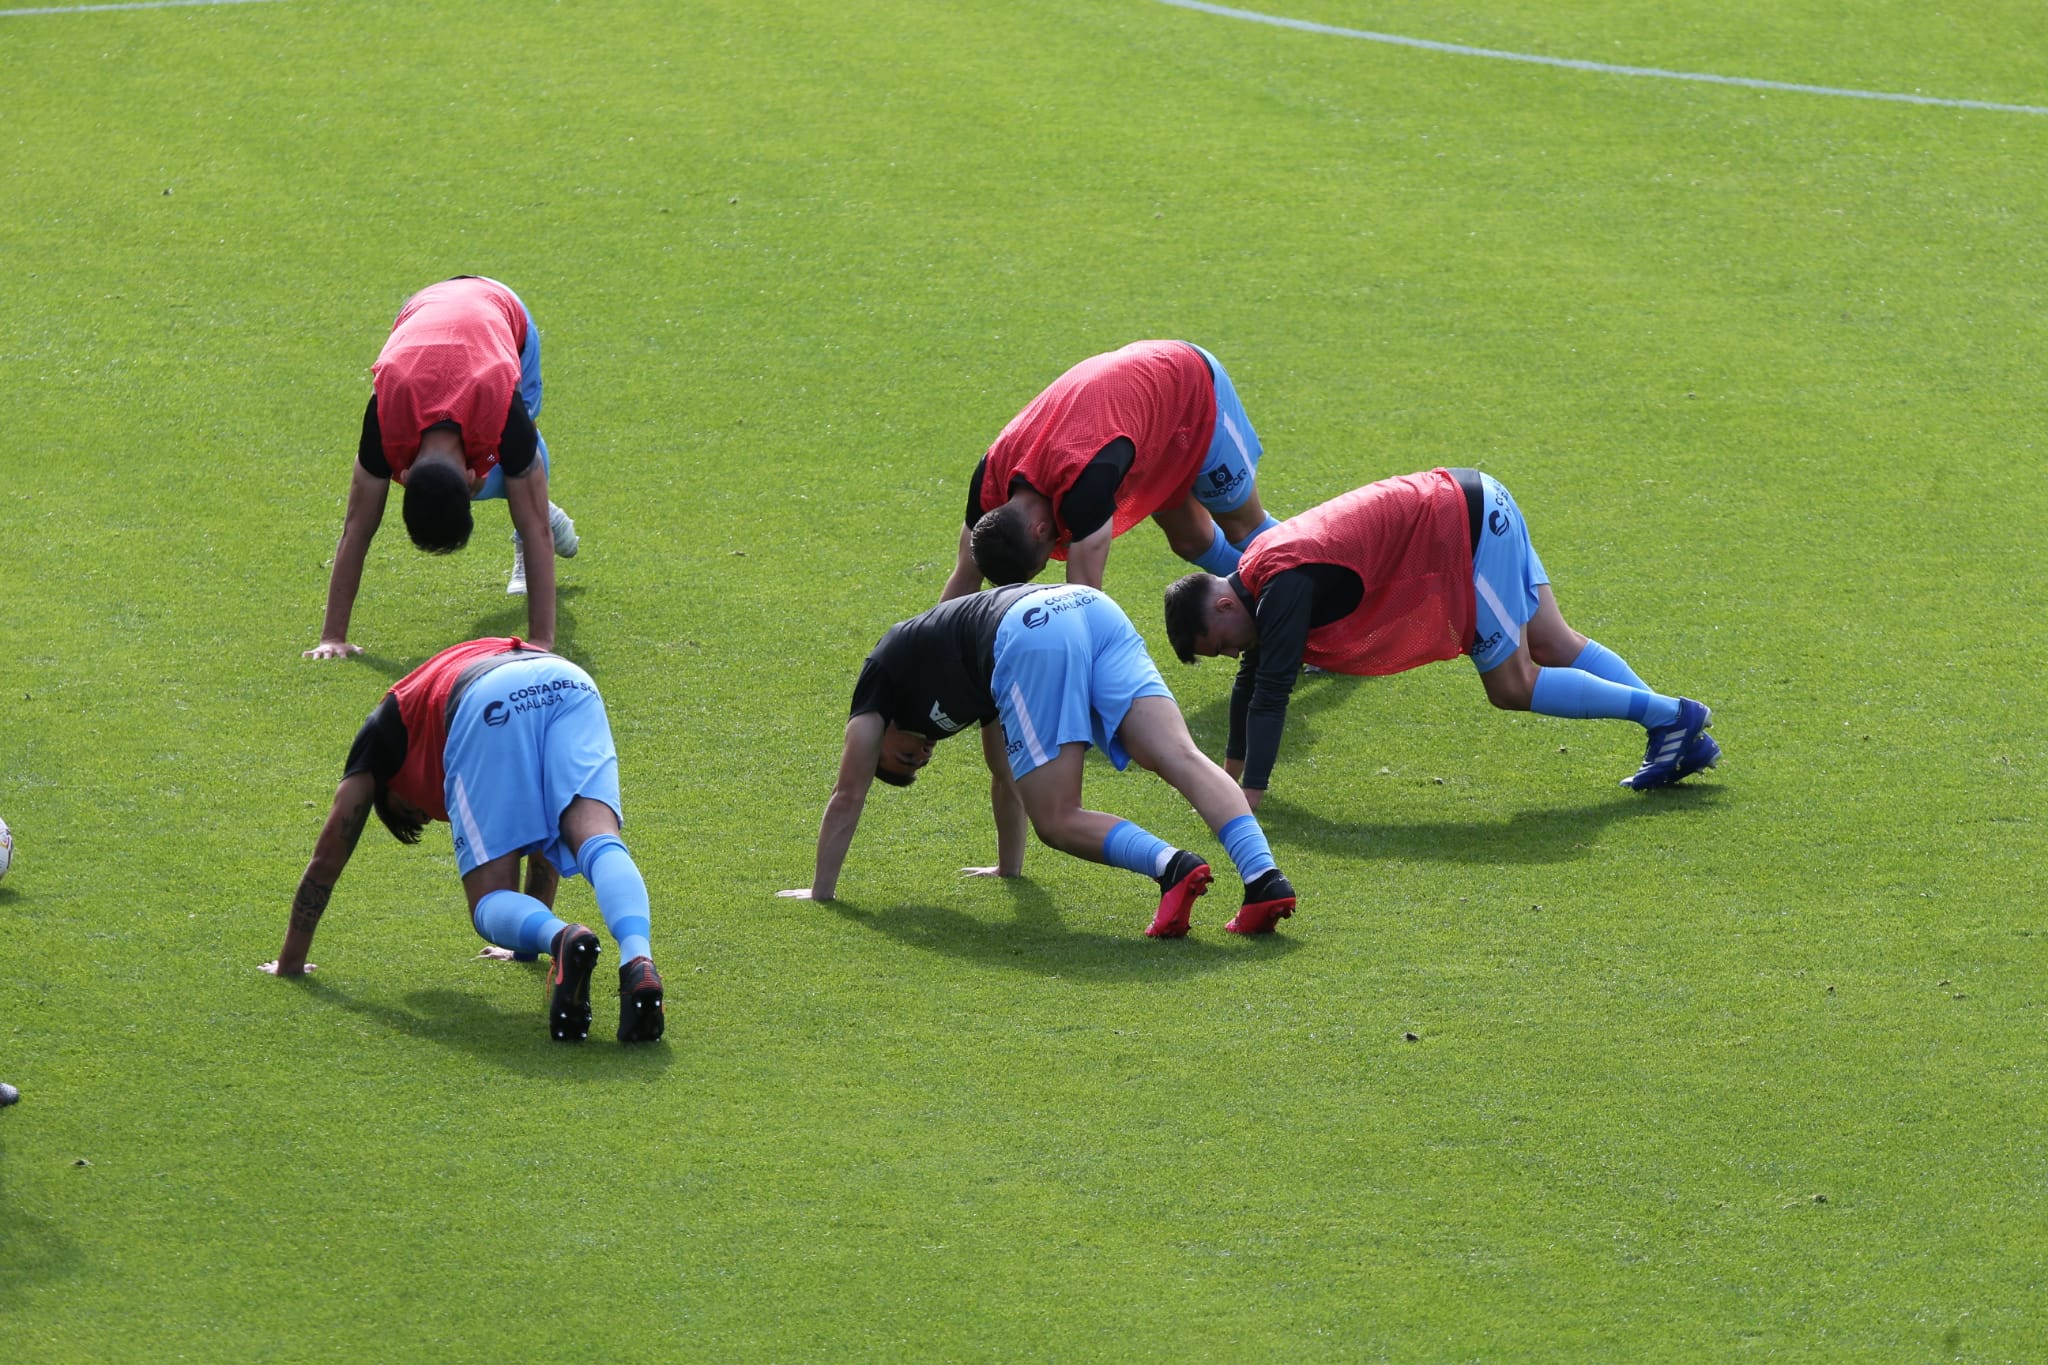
left=1527, top=631, right=1584, bottom=669
left=1482, top=662, right=1537, bottom=711
left=1027, top=808, right=1089, bottom=855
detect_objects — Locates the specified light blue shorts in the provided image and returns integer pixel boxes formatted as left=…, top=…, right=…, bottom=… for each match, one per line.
left=1468, top=474, right=1550, bottom=674
left=1188, top=343, right=1262, bottom=515
left=476, top=283, right=550, bottom=503
left=991, top=587, right=1173, bottom=781
left=443, top=656, right=622, bottom=878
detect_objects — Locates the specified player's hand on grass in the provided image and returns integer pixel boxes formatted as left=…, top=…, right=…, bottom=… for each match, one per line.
left=776, top=887, right=828, bottom=900
left=1241, top=787, right=1265, bottom=812
left=303, top=639, right=363, bottom=660
left=959, top=866, right=1016, bottom=878
left=474, top=946, right=519, bottom=962
left=260, top=959, right=316, bottom=976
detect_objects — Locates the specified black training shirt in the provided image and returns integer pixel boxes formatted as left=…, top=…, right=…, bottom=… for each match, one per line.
left=1226, top=564, right=1366, bottom=790
left=851, top=584, right=1043, bottom=738
left=342, top=694, right=408, bottom=784
left=356, top=393, right=542, bottom=480
left=964, top=437, right=1137, bottom=543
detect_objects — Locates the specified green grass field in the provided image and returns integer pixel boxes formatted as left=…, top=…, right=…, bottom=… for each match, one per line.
left=4, top=0, right=2047, bottom=1357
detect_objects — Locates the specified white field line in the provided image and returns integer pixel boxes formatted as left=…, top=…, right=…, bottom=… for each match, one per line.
left=2, top=0, right=288, bottom=16
left=1156, top=0, right=2048, bottom=115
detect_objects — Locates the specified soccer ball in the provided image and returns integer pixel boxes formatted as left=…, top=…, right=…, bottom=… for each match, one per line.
left=0, top=816, right=12, bottom=882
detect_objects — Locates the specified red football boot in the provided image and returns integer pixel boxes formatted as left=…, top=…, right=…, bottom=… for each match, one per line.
left=1146, top=850, right=1212, bottom=938
left=1225, top=870, right=1297, bottom=935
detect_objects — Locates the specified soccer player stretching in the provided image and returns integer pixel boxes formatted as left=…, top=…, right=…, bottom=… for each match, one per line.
left=264, top=638, right=666, bottom=1043
left=941, top=341, right=1282, bottom=599
left=780, top=585, right=1299, bottom=936
left=305, top=277, right=579, bottom=660
left=1162, top=468, right=1720, bottom=802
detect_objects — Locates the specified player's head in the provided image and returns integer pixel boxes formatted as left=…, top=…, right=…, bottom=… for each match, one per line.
left=401, top=457, right=474, bottom=554
left=971, top=500, right=1054, bottom=586
left=1163, top=572, right=1253, bottom=663
left=875, top=723, right=938, bottom=787
left=372, top=783, right=428, bottom=845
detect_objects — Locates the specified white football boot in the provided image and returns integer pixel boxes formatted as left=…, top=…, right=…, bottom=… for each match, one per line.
left=549, top=502, right=579, bottom=558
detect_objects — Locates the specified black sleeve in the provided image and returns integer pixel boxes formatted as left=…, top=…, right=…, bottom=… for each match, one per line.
left=497, top=394, right=539, bottom=478
left=357, top=395, right=391, bottom=478
left=849, top=658, right=894, bottom=722
left=342, top=695, right=408, bottom=784
left=965, top=454, right=991, bottom=526
left=1056, top=436, right=1136, bottom=542
left=1227, top=649, right=1256, bottom=762
left=1237, top=570, right=1312, bottom=790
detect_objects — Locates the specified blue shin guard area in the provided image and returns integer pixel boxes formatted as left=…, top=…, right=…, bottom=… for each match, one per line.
left=472, top=889, right=569, bottom=956
left=580, top=833, right=653, bottom=964
left=1228, top=514, right=1281, bottom=553
left=1218, top=813, right=1277, bottom=882
left=1101, top=819, right=1173, bottom=878
left=1570, top=638, right=1651, bottom=691
left=1531, top=668, right=1679, bottom=726
left=1189, top=523, right=1240, bottom=574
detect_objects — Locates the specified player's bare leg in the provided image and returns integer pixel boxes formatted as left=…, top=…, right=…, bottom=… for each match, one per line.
left=1012, top=742, right=1212, bottom=937
left=1151, top=495, right=1222, bottom=563
left=1118, top=696, right=1296, bottom=934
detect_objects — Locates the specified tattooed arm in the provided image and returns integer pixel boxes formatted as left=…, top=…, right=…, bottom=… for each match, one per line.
left=263, top=771, right=377, bottom=976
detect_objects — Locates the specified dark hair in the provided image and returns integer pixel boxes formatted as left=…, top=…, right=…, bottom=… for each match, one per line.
left=970, top=503, right=1046, bottom=587
left=1162, top=573, right=1220, bottom=665
left=372, top=783, right=424, bottom=845
left=401, top=460, right=474, bottom=553
left=873, top=763, right=916, bottom=789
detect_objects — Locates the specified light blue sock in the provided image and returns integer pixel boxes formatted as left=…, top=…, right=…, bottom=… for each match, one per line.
left=579, top=833, right=653, bottom=964
left=1571, top=639, right=1650, bottom=691
left=1188, top=523, right=1239, bottom=574
left=1529, top=668, right=1679, bottom=727
left=1218, top=813, right=1277, bottom=882
left=1101, top=819, right=1173, bottom=878
left=1227, top=513, right=1281, bottom=553
left=472, top=889, right=568, bottom=956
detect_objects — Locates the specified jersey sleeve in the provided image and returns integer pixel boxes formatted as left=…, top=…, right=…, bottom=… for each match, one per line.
left=965, top=454, right=991, bottom=527
left=1234, top=568, right=1312, bottom=790
left=342, top=694, right=408, bottom=784
left=496, top=393, right=539, bottom=478
left=357, top=395, right=392, bottom=478
left=1055, top=437, right=1135, bottom=542
left=849, top=657, right=895, bottom=721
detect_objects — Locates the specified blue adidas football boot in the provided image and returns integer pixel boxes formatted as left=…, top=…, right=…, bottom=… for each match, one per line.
left=1621, top=699, right=1713, bottom=790
left=1675, top=729, right=1721, bottom=780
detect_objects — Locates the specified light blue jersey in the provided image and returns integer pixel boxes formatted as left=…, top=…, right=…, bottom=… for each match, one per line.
left=1187, top=344, right=1263, bottom=516
left=443, top=655, right=621, bottom=877
left=1468, top=474, right=1551, bottom=674
left=991, top=587, right=1173, bottom=781
left=475, top=280, right=550, bottom=502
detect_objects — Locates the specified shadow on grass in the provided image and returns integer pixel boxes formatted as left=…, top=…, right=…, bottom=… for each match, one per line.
left=1265, top=783, right=1729, bottom=865
left=0, top=1129, right=86, bottom=1304
left=299, top=972, right=673, bottom=1081
left=347, top=652, right=412, bottom=682
left=826, top=878, right=1302, bottom=979
left=1178, top=666, right=1363, bottom=757
left=466, top=584, right=586, bottom=654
